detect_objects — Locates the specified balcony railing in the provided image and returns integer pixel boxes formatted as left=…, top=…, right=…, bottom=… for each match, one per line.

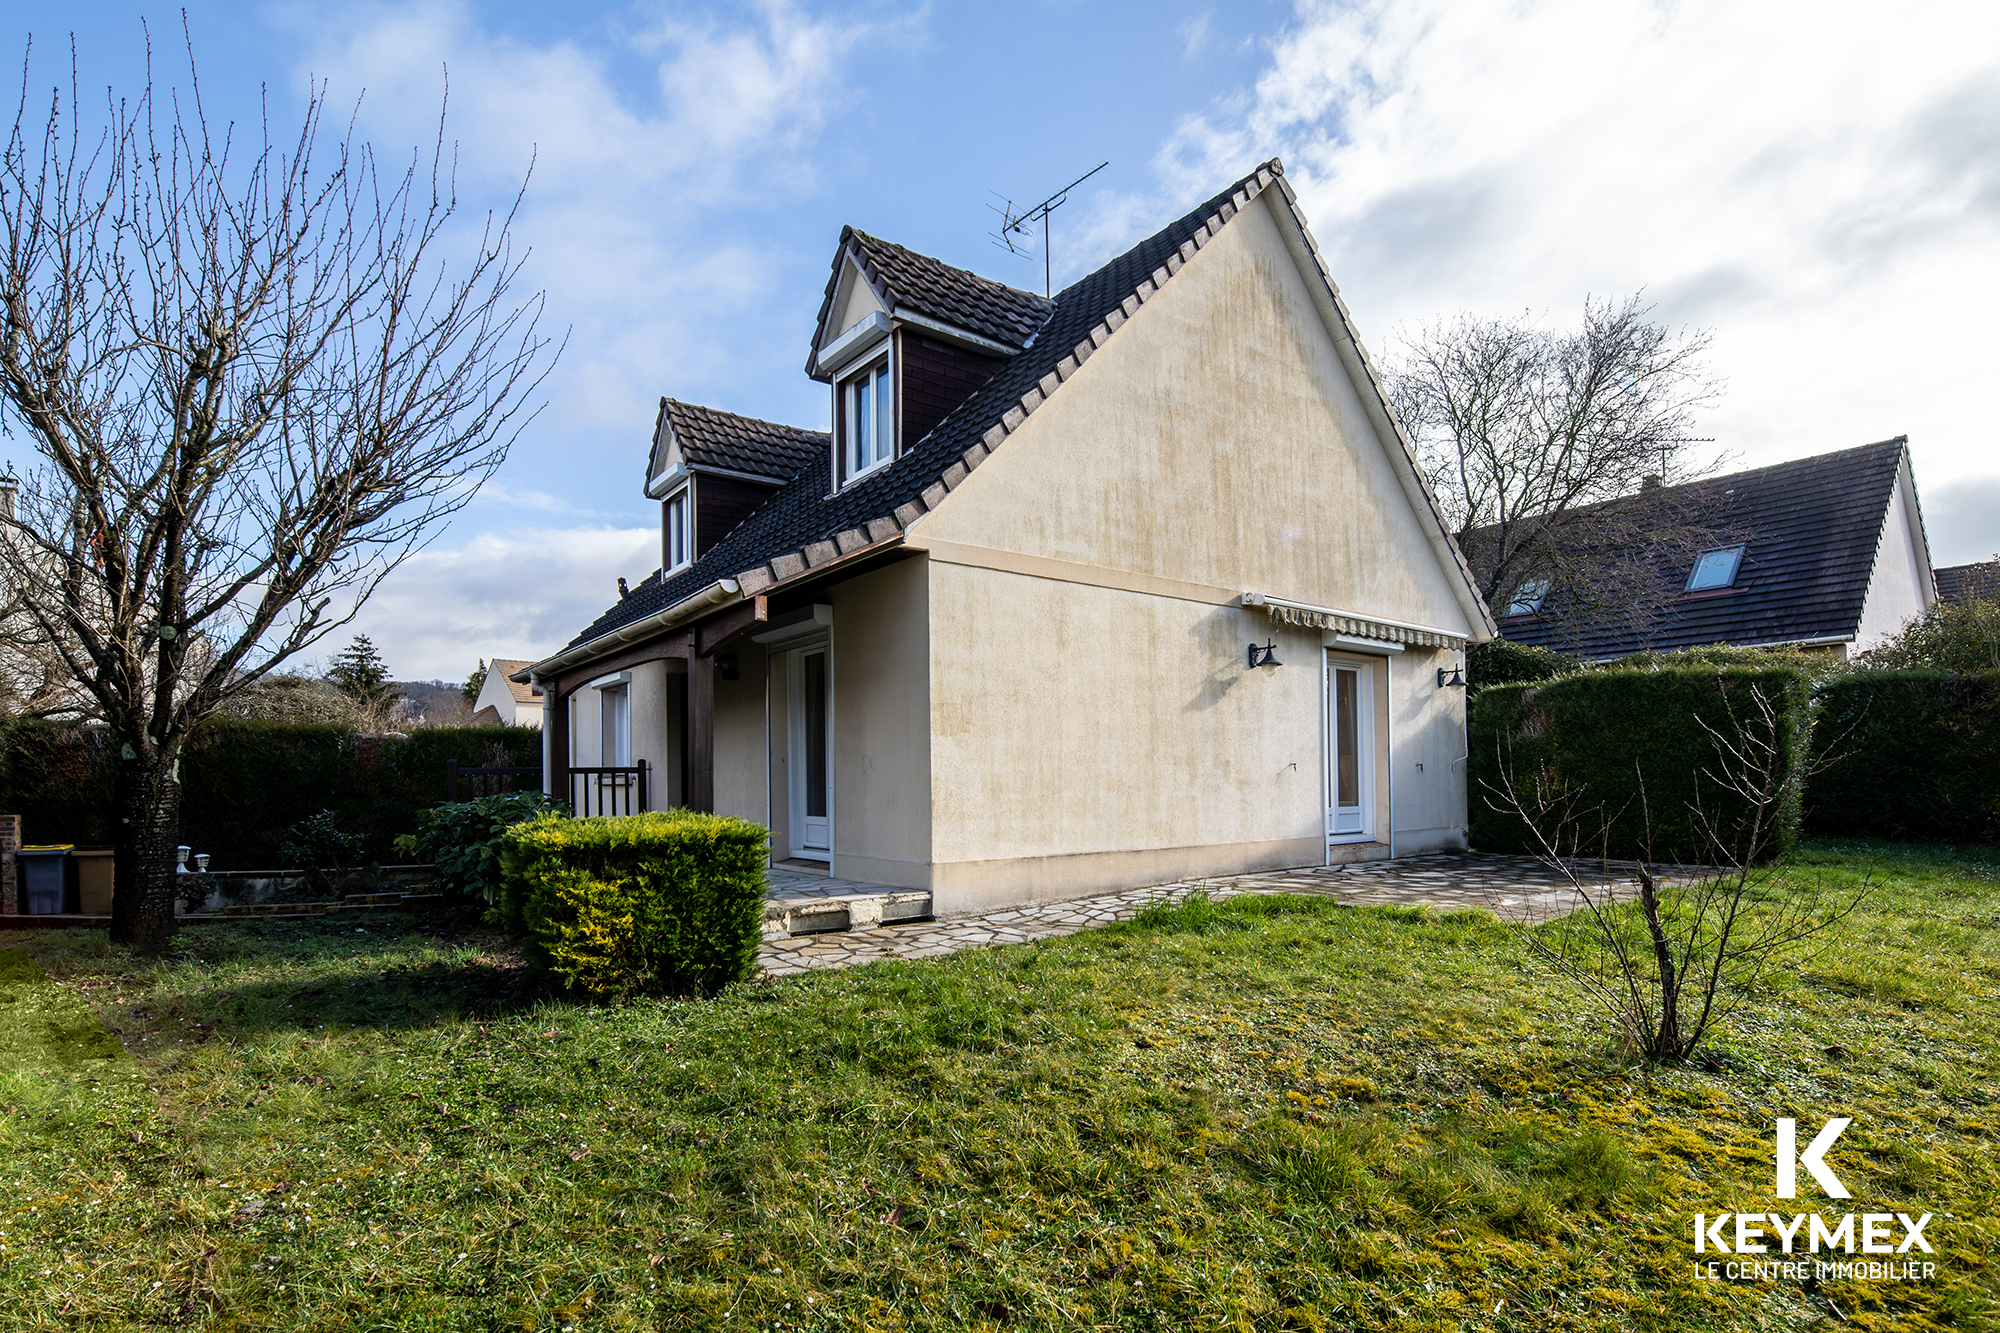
left=567, top=760, right=649, bottom=818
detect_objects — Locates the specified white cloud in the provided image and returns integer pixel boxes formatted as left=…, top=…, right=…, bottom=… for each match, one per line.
left=1089, top=0, right=2000, bottom=500
left=338, top=525, right=658, bottom=682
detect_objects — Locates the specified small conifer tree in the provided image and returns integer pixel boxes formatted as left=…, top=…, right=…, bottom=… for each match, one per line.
left=327, top=636, right=401, bottom=711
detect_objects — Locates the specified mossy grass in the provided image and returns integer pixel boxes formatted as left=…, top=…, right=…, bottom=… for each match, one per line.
left=1, top=840, right=1994, bottom=1330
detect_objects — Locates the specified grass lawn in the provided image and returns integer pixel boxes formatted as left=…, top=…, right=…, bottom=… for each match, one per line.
left=1, top=840, right=1995, bottom=1331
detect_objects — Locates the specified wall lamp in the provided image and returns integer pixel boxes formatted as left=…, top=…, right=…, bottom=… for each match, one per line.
left=1247, top=641, right=1282, bottom=669
left=1436, top=664, right=1466, bottom=689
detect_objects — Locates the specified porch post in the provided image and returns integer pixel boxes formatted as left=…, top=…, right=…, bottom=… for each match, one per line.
left=545, top=674, right=571, bottom=811
left=686, top=632, right=716, bottom=814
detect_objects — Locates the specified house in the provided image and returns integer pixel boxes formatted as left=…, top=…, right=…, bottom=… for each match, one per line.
left=471, top=658, right=543, bottom=728
left=516, top=160, right=1495, bottom=914
left=1494, top=439, right=1937, bottom=662
left=1935, top=560, right=2000, bottom=607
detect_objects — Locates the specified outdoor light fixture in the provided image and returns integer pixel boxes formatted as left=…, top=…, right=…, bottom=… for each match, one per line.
left=1247, top=641, right=1282, bottom=669
left=1437, top=665, right=1466, bottom=689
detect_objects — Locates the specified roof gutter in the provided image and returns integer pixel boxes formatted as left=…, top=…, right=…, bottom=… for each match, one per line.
left=514, top=579, right=742, bottom=684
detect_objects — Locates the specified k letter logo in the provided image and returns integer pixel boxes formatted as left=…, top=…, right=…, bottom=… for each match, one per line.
left=1777, top=1117, right=1852, bottom=1199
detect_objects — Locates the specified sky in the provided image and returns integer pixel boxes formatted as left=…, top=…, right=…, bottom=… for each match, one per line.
left=4, top=0, right=1996, bottom=681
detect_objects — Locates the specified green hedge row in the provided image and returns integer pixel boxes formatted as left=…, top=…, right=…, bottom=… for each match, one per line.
left=1469, top=667, right=1812, bottom=862
left=0, top=721, right=541, bottom=869
left=497, top=811, right=769, bottom=998
left=1807, top=671, right=2000, bottom=844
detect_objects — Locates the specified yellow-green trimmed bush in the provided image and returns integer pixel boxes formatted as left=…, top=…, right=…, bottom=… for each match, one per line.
left=497, top=811, right=769, bottom=997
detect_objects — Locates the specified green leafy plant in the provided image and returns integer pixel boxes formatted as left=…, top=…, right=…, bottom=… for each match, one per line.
left=277, top=809, right=369, bottom=871
left=1857, top=596, right=2000, bottom=672
left=393, top=790, right=563, bottom=899
left=496, top=810, right=769, bottom=998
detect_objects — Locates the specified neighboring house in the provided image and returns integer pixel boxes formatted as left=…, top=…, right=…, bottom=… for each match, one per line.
left=1495, top=439, right=1937, bottom=662
left=471, top=658, right=542, bottom=728
left=517, top=160, right=1495, bottom=914
left=1935, top=560, right=2000, bottom=607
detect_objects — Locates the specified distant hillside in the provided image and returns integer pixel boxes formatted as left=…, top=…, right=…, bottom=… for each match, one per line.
left=394, top=679, right=473, bottom=728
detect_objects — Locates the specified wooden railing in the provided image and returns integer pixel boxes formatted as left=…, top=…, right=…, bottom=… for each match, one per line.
left=446, top=760, right=544, bottom=802
left=568, top=760, right=649, bottom=818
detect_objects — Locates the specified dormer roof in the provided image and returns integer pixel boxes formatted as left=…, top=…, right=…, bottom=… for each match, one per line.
left=646, top=398, right=829, bottom=495
left=807, top=228, right=1054, bottom=377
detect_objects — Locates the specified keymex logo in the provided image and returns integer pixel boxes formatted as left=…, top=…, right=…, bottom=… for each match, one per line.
left=1689, top=1117, right=1937, bottom=1285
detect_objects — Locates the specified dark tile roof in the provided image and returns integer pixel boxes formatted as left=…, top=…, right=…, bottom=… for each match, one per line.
left=1936, top=560, right=2000, bottom=606
left=813, top=228, right=1055, bottom=359
left=658, top=399, right=827, bottom=483
left=1499, top=439, right=1913, bottom=659
left=562, top=163, right=1289, bottom=654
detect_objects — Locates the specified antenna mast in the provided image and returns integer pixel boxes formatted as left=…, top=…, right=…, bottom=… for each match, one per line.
left=990, top=162, right=1108, bottom=297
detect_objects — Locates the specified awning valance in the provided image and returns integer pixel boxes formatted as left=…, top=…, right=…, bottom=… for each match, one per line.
left=1242, top=593, right=1466, bottom=649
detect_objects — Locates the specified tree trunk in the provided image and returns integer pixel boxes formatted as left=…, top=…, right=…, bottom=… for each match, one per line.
left=110, top=755, right=182, bottom=953
left=1637, top=866, right=1683, bottom=1059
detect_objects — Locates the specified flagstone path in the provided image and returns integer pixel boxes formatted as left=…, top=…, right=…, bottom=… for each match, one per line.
left=759, top=853, right=1688, bottom=977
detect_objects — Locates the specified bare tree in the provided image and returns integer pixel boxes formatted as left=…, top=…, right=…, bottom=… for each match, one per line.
left=1487, top=685, right=1862, bottom=1062
left=1386, top=296, right=1729, bottom=643
left=0, top=37, right=555, bottom=950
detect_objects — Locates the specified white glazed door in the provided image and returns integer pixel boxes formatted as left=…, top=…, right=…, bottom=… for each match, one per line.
left=1327, top=659, right=1372, bottom=843
left=788, top=646, right=832, bottom=860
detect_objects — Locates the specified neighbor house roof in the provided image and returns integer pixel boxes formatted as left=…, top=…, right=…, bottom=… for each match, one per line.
left=487, top=659, right=538, bottom=704
left=812, top=229, right=1055, bottom=361
left=1499, top=438, right=1917, bottom=659
left=1935, top=560, right=2000, bottom=606
left=536, top=159, right=1492, bottom=673
left=653, top=399, right=829, bottom=484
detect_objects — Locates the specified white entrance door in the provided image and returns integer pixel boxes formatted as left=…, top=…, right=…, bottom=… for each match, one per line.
left=1327, top=657, right=1373, bottom=843
left=787, top=645, right=832, bottom=860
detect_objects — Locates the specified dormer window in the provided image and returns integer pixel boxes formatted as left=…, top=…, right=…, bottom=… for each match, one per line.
left=839, top=355, right=894, bottom=486
left=1686, top=545, right=1744, bottom=591
left=664, top=485, right=692, bottom=573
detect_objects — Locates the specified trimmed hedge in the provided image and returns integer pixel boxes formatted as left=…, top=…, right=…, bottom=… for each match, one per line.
left=1467, top=639, right=1581, bottom=699
left=1470, top=667, right=1811, bottom=862
left=1807, top=671, right=2000, bottom=844
left=497, top=811, right=769, bottom=998
left=0, top=720, right=541, bottom=868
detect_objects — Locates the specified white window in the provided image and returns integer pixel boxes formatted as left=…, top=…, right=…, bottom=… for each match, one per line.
left=664, top=486, right=691, bottom=572
left=1686, top=545, right=1745, bottom=591
left=600, top=684, right=630, bottom=767
left=1503, top=578, right=1549, bottom=616
left=840, top=357, right=894, bottom=484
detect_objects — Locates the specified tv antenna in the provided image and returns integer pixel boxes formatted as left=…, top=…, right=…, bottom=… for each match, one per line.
left=989, top=161, right=1108, bottom=297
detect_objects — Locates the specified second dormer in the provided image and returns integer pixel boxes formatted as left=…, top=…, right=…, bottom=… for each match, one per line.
left=644, top=400, right=828, bottom=575
left=807, top=228, right=1053, bottom=490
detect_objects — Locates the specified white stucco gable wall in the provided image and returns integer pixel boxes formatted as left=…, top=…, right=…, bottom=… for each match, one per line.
left=903, top=185, right=1481, bottom=911
left=1854, top=455, right=1937, bottom=653
left=911, top=189, right=1477, bottom=634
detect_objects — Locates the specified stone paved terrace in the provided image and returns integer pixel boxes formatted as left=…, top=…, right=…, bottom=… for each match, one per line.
left=760, top=853, right=1694, bottom=977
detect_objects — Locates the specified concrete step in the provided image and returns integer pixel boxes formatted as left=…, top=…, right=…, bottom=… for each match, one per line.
left=762, top=888, right=931, bottom=940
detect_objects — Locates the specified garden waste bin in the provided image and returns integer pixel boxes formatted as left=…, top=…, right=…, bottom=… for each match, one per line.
left=18, top=845, right=73, bottom=914
left=72, top=848, right=115, bottom=915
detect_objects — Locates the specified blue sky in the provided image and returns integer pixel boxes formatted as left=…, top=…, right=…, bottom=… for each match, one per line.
left=6, top=1, right=1997, bottom=680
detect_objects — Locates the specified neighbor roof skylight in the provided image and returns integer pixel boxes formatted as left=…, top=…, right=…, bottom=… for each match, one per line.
left=1686, top=545, right=1745, bottom=591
